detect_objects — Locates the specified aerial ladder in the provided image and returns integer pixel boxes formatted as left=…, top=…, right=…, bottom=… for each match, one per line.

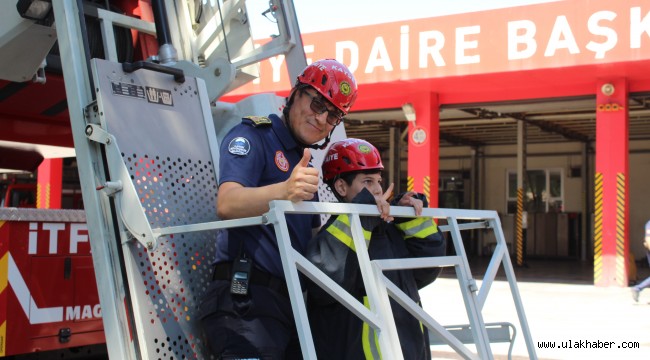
left=43, top=0, right=538, bottom=358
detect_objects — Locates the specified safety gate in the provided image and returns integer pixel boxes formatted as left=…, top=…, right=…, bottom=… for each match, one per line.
left=85, top=58, right=221, bottom=359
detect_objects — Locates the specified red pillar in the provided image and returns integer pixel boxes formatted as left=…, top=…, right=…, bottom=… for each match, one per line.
left=36, top=158, right=63, bottom=209
left=594, top=79, right=629, bottom=287
left=407, top=92, right=440, bottom=206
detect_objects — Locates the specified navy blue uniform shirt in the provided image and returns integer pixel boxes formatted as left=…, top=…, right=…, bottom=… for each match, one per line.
left=216, top=113, right=320, bottom=278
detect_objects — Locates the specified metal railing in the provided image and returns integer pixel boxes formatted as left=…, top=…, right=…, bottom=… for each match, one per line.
left=266, top=200, right=537, bottom=360
left=155, top=200, right=538, bottom=359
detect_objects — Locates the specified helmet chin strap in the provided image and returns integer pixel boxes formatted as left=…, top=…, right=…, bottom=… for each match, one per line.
left=305, top=127, right=334, bottom=150
left=324, top=180, right=345, bottom=202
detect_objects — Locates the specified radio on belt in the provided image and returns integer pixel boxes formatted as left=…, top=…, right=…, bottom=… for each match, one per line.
left=230, top=257, right=252, bottom=296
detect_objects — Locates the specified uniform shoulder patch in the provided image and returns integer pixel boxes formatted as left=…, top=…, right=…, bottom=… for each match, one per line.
left=243, top=116, right=272, bottom=127
left=228, top=137, right=250, bottom=155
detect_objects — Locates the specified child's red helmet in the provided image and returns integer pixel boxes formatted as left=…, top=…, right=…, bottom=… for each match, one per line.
left=296, top=59, right=358, bottom=114
left=322, top=138, right=383, bottom=182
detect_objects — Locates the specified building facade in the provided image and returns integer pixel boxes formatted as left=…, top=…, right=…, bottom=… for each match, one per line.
left=225, top=0, right=650, bottom=286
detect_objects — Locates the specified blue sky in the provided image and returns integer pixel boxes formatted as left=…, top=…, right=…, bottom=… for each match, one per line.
left=247, top=0, right=560, bottom=39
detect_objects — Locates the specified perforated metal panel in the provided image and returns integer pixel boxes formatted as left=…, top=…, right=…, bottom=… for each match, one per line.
left=92, top=59, right=220, bottom=359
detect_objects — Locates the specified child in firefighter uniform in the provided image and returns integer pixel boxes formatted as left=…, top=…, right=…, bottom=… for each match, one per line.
left=306, top=138, right=447, bottom=360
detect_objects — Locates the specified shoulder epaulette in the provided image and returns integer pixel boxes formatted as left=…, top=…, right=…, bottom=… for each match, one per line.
left=242, top=116, right=272, bottom=127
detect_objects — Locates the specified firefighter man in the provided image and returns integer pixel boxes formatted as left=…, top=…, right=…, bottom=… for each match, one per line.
left=199, top=59, right=358, bottom=359
left=305, top=138, right=447, bottom=360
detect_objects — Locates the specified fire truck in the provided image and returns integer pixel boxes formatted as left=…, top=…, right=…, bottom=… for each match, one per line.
left=0, top=1, right=287, bottom=358
left=1, top=1, right=537, bottom=359
left=1, top=1, right=317, bottom=358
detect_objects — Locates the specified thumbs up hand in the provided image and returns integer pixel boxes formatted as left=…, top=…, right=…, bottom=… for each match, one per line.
left=286, top=148, right=320, bottom=202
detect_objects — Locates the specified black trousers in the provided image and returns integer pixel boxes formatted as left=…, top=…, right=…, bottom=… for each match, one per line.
left=199, top=279, right=302, bottom=359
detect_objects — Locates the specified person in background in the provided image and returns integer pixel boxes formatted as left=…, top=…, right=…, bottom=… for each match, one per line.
left=305, top=138, right=447, bottom=360
left=631, top=221, right=650, bottom=303
left=199, top=59, right=358, bottom=359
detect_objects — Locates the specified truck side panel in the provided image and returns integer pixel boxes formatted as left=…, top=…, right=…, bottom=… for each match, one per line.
left=0, top=209, right=103, bottom=356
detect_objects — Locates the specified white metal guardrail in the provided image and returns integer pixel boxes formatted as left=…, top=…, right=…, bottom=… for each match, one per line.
left=265, top=200, right=538, bottom=360
left=151, top=201, right=538, bottom=359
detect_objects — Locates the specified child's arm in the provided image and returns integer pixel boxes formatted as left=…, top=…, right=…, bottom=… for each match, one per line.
left=305, top=188, right=382, bottom=305
left=392, top=192, right=448, bottom=288
left=305, top=217, right=364, bottom=305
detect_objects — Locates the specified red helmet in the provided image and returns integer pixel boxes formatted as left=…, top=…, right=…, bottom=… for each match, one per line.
left=296, top=59, right=358, bottom=114
left=322, top=138, right=383, bottom=182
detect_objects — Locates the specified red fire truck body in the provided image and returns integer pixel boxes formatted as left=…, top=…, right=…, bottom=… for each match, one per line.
left=0, top=209, right=103, bottom=356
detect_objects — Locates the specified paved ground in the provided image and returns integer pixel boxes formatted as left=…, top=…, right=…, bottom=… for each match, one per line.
left=419, top=267, right=650, bottom=359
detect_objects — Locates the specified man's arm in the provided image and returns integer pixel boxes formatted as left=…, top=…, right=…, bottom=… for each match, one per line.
left=217, top=148, right=319, bottom=219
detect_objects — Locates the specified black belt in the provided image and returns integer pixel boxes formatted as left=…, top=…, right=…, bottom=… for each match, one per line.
left=212, top=262, right=289, bottom=298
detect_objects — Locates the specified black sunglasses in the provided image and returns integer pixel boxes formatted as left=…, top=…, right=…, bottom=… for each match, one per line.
left=302, top=90, right=344, bottom=126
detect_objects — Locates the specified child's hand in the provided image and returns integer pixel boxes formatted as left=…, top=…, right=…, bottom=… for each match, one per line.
left=375, top=183, right=395, bottom=222
left=396, top=191, right=424, bottom=216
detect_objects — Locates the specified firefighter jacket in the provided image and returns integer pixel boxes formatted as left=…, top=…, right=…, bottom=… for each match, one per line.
left=305, top=188, right=446, bottom=360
